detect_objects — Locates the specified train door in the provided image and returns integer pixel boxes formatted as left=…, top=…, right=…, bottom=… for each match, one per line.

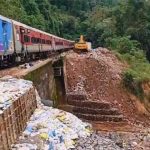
left=20, top=27, right=25, bottom=52
left=39, top=33, right=42, bottom=52
left=52, top=38, right=56, bottom=51
left=2, top=21, right=8, bottom=52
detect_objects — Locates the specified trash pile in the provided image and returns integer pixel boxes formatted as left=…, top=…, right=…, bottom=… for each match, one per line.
left=19, top=63, right=34, bottom=69
left=12, top=106, right=92, bottom=150
left=0, top=76, right=33, bottom=114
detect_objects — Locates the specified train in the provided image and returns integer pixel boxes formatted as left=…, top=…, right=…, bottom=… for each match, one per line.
left=0, top=15, right=74, bottom=67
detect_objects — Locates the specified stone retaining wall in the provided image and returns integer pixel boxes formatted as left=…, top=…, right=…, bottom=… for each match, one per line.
left=0, top=87, right=37, bottom=150
left=24, top=61, right=56, bottom=102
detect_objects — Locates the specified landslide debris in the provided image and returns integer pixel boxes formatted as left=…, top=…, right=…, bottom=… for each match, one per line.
left=65, top=47, right=150, bottom=127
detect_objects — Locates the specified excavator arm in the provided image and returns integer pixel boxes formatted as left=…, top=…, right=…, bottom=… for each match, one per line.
left=74, top=35, right=89, bottom=53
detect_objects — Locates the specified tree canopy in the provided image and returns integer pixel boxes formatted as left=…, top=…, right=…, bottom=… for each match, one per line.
left=0, top=0, right=150, bottom=60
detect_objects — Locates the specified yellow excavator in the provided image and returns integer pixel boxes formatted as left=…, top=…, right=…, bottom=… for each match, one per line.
left=74, top=35, right=91, bottom=53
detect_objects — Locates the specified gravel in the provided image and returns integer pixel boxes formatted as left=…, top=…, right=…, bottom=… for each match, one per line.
left=75, top=130, right=150, bottom=150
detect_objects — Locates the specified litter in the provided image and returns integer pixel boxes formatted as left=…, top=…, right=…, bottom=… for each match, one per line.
left=0, top=76, right=33, bottom=112
left=12, top=106, right=92, bottom=150
left=19, top=63, right=34, bottom=69
left=0, top=76, right=91, bottom=149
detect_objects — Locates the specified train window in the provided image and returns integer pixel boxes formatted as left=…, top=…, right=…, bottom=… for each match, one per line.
left=37, top=38, right=40, bottom=43
left=31, top=37, right=34, bottom=43
left=42, top=39, right=45, bottom=44
left=46, top=40, right=51, bottom=45
left=35, top=38, right=38, bottom=43
left=28, top=36, right=31, bottom=42
left=31, top=37, right=38, bottom=44
left=48, top=40, right=52, bottom=45
left=56, top=41, right=63, bottom=45
left=24, top=35, right=27, bottom=42
left=24, top=35, right=30, bottom=43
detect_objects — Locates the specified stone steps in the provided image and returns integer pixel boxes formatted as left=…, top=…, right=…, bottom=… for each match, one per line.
left=66, top=93, right=87, bottom=101
left=58, top=105, right=73, bottom=113
left=74, top=113, right=124, bottom=122
left=67, top=100, right=111, bottom=109
left=63, top=94, right=125, bottom=122
left=59, top=104, right=124, bottom=122
left=73, top=106, right=120, bottom=115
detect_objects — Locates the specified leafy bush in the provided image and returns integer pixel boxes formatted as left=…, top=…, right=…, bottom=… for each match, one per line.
left=106, top=36, right=140, bottom=55
left=107, top=36, right=150, bottom=99
left=123, top=54, right=150, bottom=99
left=123, top=70, right=144, bottom=99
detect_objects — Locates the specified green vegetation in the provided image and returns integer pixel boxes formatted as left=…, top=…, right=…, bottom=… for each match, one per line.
left=123, top=58, right=150, bottom=99
left=0, top=0, right=150, bottom=98
left=107, top=36, right=150, bottom=98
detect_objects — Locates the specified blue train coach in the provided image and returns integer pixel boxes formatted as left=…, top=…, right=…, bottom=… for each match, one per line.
left=0, top=15, right=14, bottom=62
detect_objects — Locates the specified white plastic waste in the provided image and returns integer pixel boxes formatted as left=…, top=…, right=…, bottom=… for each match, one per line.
left=12, top=106, right=92, bottom=150
left=0, top=77, right=92, bottom=150
left=0, top=76, right=33, bottom=113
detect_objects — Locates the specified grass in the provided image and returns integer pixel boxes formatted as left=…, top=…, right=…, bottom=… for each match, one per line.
left=122, top=52, right=150, bottom=82
left=106, top=36, right=150, bottom=103
left=113, top=50, right=150, bottom=99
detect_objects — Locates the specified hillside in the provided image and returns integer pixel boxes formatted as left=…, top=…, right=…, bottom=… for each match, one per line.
left=65, top=48, right=150, bottom=127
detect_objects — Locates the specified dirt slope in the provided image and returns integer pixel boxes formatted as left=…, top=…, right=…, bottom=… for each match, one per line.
left=65, top=48, right=150, bottom=127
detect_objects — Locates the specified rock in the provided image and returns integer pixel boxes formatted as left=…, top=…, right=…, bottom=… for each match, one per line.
left=41, top=99, right=53, bottom=107
left=132, top=141, right=138, bottom=146
left=115, top=141, right=124, bottom=148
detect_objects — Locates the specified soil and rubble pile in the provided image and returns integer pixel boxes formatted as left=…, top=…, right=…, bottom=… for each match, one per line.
left=65, top=48, right=150, bottom=125
left=66, top=48, right=125, bottom=101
